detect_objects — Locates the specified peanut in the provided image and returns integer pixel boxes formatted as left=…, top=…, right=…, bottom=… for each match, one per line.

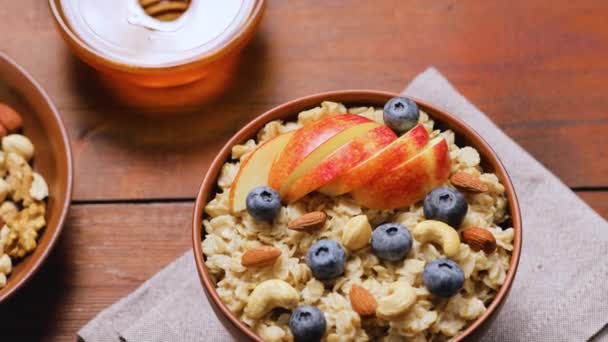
left=342, top=215, right=371, bottom=251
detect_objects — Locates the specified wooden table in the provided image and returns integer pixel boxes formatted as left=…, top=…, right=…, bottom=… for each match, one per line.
left=1, top=1, right=606, bottom=340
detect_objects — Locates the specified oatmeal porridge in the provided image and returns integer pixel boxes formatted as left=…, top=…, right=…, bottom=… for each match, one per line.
left=201, top=99, right=514, bottom=341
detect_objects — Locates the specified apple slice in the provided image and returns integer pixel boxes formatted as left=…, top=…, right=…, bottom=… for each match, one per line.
left=281, top=125, right=397, bottom=203
left=320, top=124, right=430, bottom=196
left=229, top=131, right=295, bottom=212
left=268, top=114, right=374, bottom=191
left=277, top=121, right=381, bottom=197
left=351, top=137, right=451, bottom=209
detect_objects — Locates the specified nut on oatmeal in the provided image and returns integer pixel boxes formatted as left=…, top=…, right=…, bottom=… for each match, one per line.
left=341, top=215, right=372, bottom=251
left=376, top=280, right=417, bottom=318
left=412, top=220, right=461, bottom=258
left=349, top=284, right=377, bottom=316
left=241, top=245, right=281, bottom=267
left=451, top=171, right=489, bottom=193
left=288, top=211, right=327, bottom=232
left=244, top=279, right=299, bottom=319
left=462, top=227, right=497, bottom=254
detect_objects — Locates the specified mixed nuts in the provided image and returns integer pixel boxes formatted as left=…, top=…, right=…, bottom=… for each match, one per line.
left=0, top=103, right=48, bottom=288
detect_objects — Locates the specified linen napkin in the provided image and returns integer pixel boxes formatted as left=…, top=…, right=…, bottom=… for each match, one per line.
left=78, top=68, right=608, bottom=342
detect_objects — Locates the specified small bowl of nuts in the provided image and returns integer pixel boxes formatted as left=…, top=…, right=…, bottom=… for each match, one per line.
left=0, top=54, right=72, bottom=302
left=193, top=90, right=521, bottom=341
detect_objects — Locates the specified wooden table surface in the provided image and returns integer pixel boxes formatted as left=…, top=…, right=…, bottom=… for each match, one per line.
left=1, top=0, right=607, bottom=340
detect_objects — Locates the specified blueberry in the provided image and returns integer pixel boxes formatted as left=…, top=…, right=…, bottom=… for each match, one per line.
left=246, top=186, right=282, bottom=222
left=306, top=240, right=346, bottom=281
left=423, top=258, right=464, bottom=297
left=383, top=97, right=420, bottom=134
left=423, top=186, right=468, bottom=227
left=289, top=306, right=326, bottom=342
left=371, top=223, right=413, bottom=261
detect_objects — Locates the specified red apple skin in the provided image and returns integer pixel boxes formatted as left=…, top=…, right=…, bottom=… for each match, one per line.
left=320, top=124, right=430, bottom=196
left=229, top=131, right=295, bottom=212
left=282, top=125, right=397, bottom=203
left=268, top=114, right=372, bottom=191
left=351, top=138, right=450, bottom=209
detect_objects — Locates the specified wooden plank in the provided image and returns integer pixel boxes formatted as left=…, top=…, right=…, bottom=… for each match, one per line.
left=0, top=0, right=606, bottom=200
left=578, top=191, right=608, bottom=220
left=0, top=203, right=192, bottom=341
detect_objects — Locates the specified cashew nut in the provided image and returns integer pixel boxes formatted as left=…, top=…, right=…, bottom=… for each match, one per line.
left=30, top=172, right=48, bottom=201
left=376, top=280, right=417, bottom=318
left=412, top=220, right=460, bottom=257
left=244, top=279, right=299, bottom=319
left=2, top=134, right=34, bottom=161
left=0, top=179, right=9, bottom=203
left=0, top=254, right=11, bottom=274
left=342, top=215, right=372, bottom=251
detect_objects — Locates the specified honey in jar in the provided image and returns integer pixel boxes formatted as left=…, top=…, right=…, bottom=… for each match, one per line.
left=50, top=0, right=265, bottom=109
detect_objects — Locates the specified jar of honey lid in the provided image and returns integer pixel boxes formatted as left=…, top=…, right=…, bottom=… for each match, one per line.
left=50, top=0, right=265, bottom=109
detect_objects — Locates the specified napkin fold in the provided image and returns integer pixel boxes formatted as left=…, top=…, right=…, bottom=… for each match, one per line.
left=78, top=68, right=608, bottom=342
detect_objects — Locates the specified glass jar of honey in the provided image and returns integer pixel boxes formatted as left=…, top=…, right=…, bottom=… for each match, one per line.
left=49, top=0, right=265, bottom=109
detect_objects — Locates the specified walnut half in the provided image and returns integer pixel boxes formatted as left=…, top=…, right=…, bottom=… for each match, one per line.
left=3, top=201, right=46, bottom=258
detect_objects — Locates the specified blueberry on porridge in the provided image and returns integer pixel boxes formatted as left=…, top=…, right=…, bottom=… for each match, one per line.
left=423, top=258, right=465, bottom=298
left=370, top=223, right=412, bottom=262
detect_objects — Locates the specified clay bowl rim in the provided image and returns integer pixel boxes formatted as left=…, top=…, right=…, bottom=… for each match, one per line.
left=0, top=53, right=74, bottom=303
left=192, top=90, right=522, bottom=341
left=48, top=0, right=266, bottom=74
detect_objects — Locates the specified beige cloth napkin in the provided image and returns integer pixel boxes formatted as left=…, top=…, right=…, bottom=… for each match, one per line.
left=78, top=68, right=608, bottom=342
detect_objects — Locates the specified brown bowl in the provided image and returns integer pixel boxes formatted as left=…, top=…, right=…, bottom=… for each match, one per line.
left=192, top=90, right=522, bottom=341
left=0, top=54, right=73, bottom=303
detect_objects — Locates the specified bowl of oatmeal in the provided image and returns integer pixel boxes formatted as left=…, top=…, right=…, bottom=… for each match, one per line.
left=0, top=54, right=73, bottom=303
left=193, top=90, right=521, bottom=341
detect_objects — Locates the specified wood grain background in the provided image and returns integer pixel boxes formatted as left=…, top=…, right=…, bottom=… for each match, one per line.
left=0, top=0, right=606, bottom=340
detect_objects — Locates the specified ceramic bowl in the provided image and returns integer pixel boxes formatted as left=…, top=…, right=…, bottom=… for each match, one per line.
left=192, top=90, right=522, bottom=341
left=0, top=53, right=73, bottom=303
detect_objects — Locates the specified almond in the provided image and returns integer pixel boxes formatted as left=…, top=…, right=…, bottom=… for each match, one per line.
left=288, top=211, right=327, bottom=232
left=462, top=227, right=497, bottom=254
left=0, top=103, right=23, bottom=133
left=450, top=172, right=488, bottom=193
left=349, top=284, right=377, bottom=316
left=241, top=246, right=281, bottom=267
